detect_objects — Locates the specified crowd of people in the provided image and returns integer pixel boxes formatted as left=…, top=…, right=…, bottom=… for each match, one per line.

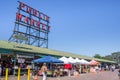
left=30, top=63, right=120, bottom=80
left=0, top=61, right=120, bottom=80
left=0, top=58, right=120, bottom=80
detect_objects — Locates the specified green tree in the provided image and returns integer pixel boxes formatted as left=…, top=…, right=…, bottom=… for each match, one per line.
left=94, top=54, right=101, bottom=58
left=101, top=56, right=113, bottom=61
left=93, top=54, right=113, bottom=61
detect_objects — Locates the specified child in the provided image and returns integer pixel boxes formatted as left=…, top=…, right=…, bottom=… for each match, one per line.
left=118, top=68, right=120, bottom=79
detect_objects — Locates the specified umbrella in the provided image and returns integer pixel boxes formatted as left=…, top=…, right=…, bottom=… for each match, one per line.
left=33, top=56, right=63, bottom=63
left=90, top=60, right=100, bottom=65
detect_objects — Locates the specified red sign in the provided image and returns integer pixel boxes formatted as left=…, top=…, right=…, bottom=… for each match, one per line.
left=19, top=2, right=50, bottom=22
left=16, top=1, right=50, bottom=32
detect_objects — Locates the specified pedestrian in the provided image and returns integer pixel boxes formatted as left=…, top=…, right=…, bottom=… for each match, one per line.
left=34, top=73, right=38, bottom=80
left=41, top=63, right=47, bottom=80
left=118, top=68, right=120, bottom=79
left=105, top=65, right=108, bottom=71
left=111, top=65, right=115, bottom=72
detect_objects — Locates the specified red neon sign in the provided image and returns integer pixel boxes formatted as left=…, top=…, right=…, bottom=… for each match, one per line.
left=19, top=2, right=50, bottom=22
left=16, top=1, right=50, bottom=32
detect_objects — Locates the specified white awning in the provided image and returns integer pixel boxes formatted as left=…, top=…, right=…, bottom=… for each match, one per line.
left=79, top=59, right=90, bottom=64
left=59, top=56, right=69, bottom=64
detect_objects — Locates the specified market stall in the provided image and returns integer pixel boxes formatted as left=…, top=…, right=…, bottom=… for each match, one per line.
left=33, top=56, right=63, bottom=76
left=89, top=60, right=101, bottom=73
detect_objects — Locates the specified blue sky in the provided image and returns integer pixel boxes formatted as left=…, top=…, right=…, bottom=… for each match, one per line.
left=0, top=0, right=120, bottom=57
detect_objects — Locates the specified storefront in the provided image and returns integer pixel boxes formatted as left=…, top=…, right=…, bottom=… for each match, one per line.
left=0, top=48, right=45, bottom=75
left=0, top=40, right=116, bottom=76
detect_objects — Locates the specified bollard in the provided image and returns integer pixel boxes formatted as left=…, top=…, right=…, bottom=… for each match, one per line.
left=28, top=68, right=30, bottom=80
left=18, top=68, right=21, bottom=80
left=5, top=68, right=8, bottom=80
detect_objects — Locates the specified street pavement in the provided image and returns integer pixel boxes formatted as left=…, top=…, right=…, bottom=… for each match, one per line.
left=0, top=70, right=119, bottom=80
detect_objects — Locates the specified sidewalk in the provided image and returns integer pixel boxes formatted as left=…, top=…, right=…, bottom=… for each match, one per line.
left=0, top=70, right=119, bottom=80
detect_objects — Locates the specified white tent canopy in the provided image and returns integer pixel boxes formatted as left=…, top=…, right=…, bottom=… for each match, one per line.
left=59, top=57, right=90, bottom=64
left=79, top=59, right=90, bottom=64
left=59, top=56, right=69, bottom=64
left=75, top=58, right=81, bottom=63
left=68, top=57, right=76, bottom=63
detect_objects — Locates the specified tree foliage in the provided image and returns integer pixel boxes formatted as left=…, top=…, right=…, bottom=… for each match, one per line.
left=94, top=54, right=101, bottom=58
left=93, top=54, right=113, bottom=61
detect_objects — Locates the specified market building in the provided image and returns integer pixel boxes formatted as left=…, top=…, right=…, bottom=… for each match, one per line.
left=0, top=40, right=116, bottom=76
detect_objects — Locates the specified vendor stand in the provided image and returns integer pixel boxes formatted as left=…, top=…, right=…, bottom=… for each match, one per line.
left=32, top=56, right=63, bottom=77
